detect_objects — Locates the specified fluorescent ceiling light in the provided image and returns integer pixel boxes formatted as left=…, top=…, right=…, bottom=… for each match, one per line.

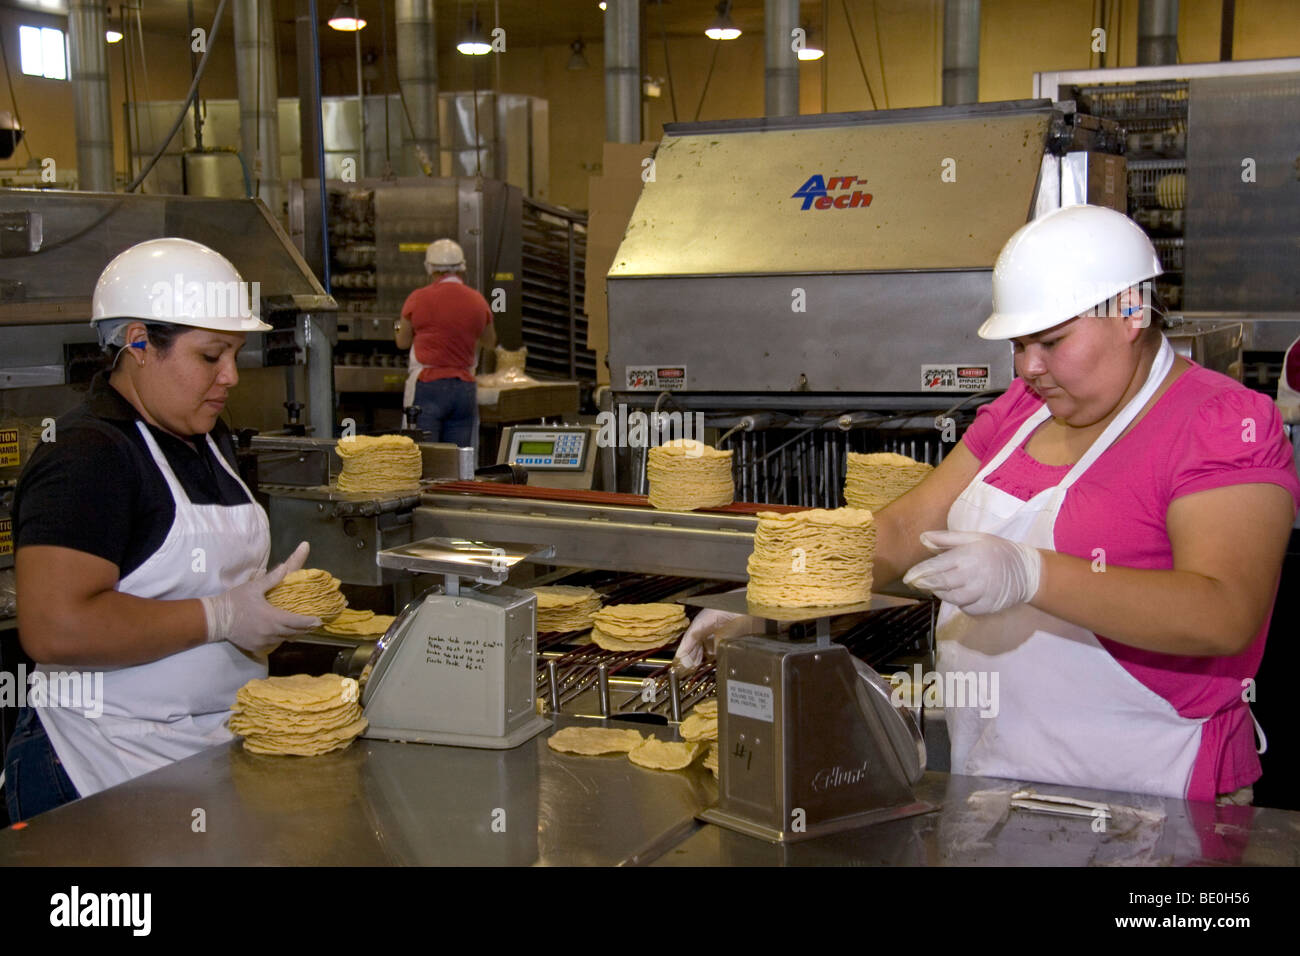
left=706, top=2, right=741, bottom=40
left=328, top=1, right=366, bottom=32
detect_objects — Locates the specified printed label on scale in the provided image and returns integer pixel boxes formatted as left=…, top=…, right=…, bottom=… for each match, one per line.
left=625, top=365, right=688, bottom=391
left=727, top=680, right=774, bottom=723
left=920, top=364, right=990, bottom=392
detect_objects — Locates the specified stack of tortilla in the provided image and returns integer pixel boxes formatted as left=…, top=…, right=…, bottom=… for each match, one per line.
left=265, top=568, right=348, bottom=622
left=229, top=674, right=368, bottom=756
left=843, top=452, right=933, bottom=511
left=530, top=585, right=602, bottom=632
left=590, top=603, right=689, bottom=652
left=335, top=434, right=423, bottom=493
left=322, top=607, right=395, bottom=639
left=681, top=699, right=720, bottom=778
left=746, top=508, right=876, bottom=608
left=646, top=438, right=735, bottom=511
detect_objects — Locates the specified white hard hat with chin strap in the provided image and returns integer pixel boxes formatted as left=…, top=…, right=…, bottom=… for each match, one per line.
left=425, top=238, right=466, bottom=273
left=90, top=237, right=272, bottom=347
left=980, top=204, right=1163, bottom=341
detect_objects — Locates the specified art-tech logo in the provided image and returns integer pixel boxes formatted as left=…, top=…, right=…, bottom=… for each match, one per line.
left=792, top=175, right=873, bottom=211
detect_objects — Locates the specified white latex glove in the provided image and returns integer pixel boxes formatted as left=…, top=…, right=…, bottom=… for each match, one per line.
left=200, top=541, right=322, bottom=654
left=902, top=530, right=1043, bottom=616
left=672, top=607, right=762, bottom=671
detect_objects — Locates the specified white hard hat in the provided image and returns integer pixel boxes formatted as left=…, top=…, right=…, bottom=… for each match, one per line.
left=91, top=237, right=272, bottom=333
left=425, top=238, right=466, bottom=271
left=979, top=205, right=1162, bottom=340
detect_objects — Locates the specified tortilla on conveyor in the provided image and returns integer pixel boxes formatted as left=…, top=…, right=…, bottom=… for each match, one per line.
left=335, top=434, right=422, bottom=493
left=647, top=439, right=735, bottom=511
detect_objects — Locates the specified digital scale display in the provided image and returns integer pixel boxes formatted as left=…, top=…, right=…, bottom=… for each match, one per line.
left=508, top=429, right=587, bottom=470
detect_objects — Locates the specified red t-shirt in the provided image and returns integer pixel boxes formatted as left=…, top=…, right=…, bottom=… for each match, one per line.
left=400, top=275, right=493, bottom=383
left=961, top=363, right=1300, bottom=800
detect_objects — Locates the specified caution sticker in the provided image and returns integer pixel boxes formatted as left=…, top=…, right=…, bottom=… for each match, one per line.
left=625, top=365, right=688, bottom=391
left=921, top=364, right=990, bottom=392
left=0, top=516, right=11, bottom=558
left=0, top=427, right=19, bottom=468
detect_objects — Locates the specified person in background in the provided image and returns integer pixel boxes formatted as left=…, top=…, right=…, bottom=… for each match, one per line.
left=396, top=239, right=496, bottom=451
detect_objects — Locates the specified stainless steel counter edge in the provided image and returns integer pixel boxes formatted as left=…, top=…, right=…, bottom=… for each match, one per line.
left=2, top=716, right=1297, bottom=866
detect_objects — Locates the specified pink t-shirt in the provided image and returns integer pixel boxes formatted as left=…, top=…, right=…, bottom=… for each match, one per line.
left=961, top=363, right=1300, bottom=801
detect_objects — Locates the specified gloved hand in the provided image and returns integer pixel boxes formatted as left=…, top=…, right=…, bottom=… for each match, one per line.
left=672, top=607, right=762, bottom=672
left=200, top=541, right=322, bottom=654
left=902, top=530, right=1043, bottom=616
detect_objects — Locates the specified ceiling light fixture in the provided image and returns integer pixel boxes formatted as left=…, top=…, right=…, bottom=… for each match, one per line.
left=705, top=1, right=741, bottom=40
left=328, top=0, right=366, bottom=32
left=457, top=14, right=492, bottom=55
left=797, top=23, right=823, bottom=60
left=567, top=39, right=589, bottom=71
left=106, top=29, right=122, bottom=43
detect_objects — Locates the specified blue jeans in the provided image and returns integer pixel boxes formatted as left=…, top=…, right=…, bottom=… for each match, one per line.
left=414, top=377, right=478, bottom=448
left=4, top=706, right=80, bottom=822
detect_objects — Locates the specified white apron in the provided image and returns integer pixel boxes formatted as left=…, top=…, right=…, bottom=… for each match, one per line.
left=938, top=337, right=1208, bottom=799
left=36, top=421, right=270, bottom=798
left=402, top=345, right=426, bottom=410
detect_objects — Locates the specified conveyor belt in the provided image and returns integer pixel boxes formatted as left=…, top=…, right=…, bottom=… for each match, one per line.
left=428, top=479, right=807, bottom=515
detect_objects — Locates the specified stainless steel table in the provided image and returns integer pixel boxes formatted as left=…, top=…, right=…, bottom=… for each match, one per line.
left=0, top=716, right=714, bottom=866
left=3, top=716, right=1299, bottom=866
left=654, top=772, right=1300, bottom=867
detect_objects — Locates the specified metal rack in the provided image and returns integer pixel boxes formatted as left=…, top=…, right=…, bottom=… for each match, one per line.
left=520, top=197, right=594, bottom=383
left=1074, top=79, right=1188, bottom=309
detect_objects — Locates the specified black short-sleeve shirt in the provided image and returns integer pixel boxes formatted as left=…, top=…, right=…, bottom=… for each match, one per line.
left=13, top=372, right=253, bottom=579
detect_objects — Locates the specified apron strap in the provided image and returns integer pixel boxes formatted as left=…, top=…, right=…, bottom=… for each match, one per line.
left=1251, top=709, right=1268, bottom=755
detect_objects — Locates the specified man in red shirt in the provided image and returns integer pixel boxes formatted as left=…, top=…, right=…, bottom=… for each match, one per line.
left=396, top=239, right=496, bottom=448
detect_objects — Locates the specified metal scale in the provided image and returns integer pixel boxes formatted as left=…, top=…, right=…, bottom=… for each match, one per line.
left=359, top=537, right=554, bottom=749
left=683, top=589, right=937, bottom=843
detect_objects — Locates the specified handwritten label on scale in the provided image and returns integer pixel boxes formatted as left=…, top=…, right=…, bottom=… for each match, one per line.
left=425, top=633, right=502, bottom=671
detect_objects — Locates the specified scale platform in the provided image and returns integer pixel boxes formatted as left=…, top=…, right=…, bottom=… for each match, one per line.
left=679, top=587, right=922, bottom=641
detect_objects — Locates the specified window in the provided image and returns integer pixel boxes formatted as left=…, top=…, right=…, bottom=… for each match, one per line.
left=19, top=25, right=67, bottom=81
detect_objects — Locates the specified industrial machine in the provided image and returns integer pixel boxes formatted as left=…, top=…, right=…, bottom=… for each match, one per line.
left=600, top=100, right=1128, bottom=503
left=289, top=177, right=589, bottom=444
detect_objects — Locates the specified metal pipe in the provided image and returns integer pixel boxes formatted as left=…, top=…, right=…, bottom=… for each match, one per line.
left=668, top=669, right=681, bottom=723
left=604, top=0, right=640, bottom=143
left=68, top=0, right=114, bottom=191
left=1138, top=0, right=1180, bottom=66
left=396, top=0, right=438, bottom=176
left=235, top=0, right=282, bottom=215
left=942, top=0, right=980, bottom=106
left=597, top=663, right=610, bottom=716
left=547, top=659, right=560, bottom=713
left=765, top=0, right=799, bottom=117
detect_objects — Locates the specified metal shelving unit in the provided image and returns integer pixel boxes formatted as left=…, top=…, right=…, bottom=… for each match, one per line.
left=520, top=198, right=594, bottom=383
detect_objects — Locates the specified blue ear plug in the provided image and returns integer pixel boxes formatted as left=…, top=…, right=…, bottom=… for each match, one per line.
left=130, top=341, right=146, bottom=349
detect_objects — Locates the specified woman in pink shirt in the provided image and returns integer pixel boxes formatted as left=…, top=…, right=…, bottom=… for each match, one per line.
left=677, top=205, right=1297, bottom=804
left=891, top=205, right=1299, bottom=803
